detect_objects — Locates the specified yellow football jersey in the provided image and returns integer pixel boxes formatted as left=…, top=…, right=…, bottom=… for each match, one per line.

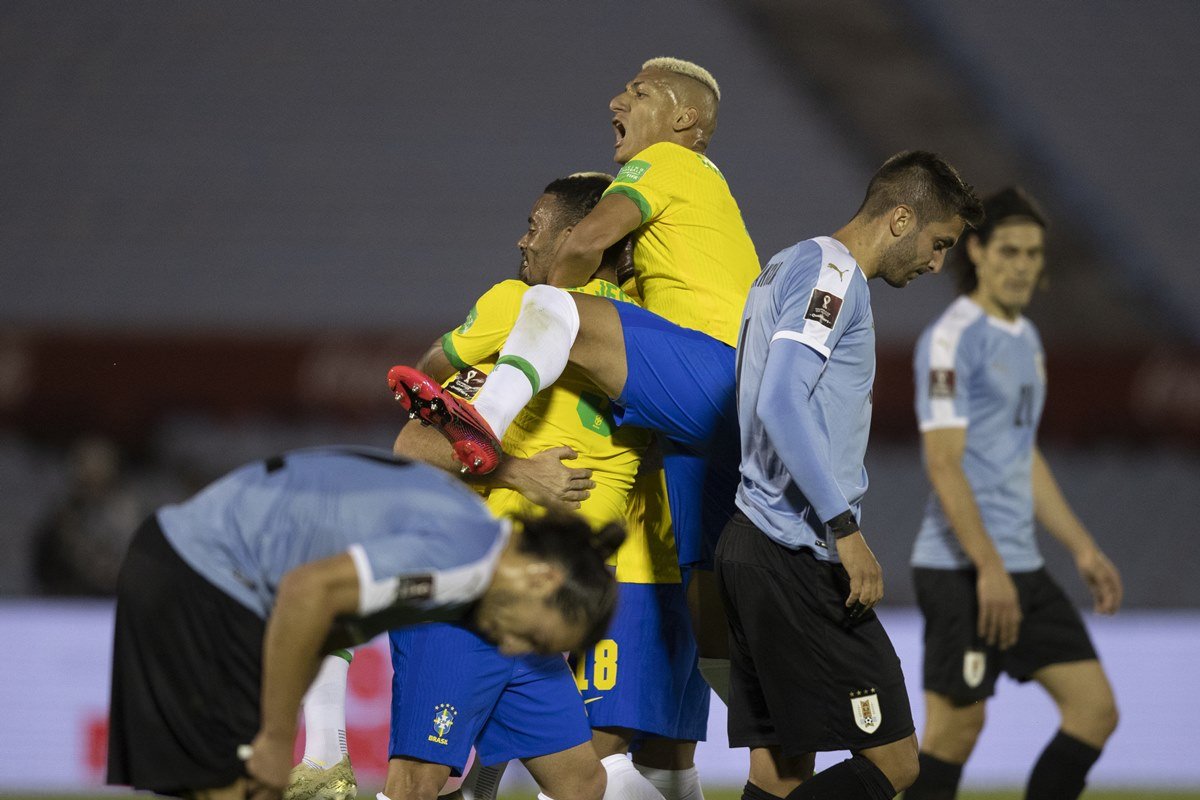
left=615, top=445, right=682, bottom=585
left=441, top=278, right=647, bottom=529
left=603, top=140, right=761, bottom=346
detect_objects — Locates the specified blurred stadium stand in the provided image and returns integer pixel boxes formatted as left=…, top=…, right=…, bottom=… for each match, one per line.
left=1, top=2, right=1198, bottom=602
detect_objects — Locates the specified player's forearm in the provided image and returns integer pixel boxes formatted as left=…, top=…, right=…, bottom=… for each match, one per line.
left=758, top=342, right=853, bottom=525
left=1032, top=448, right=1096, bottom=558
left=926, top=459, right=1006, bottom=571
left=259, top=573, right=341, bottom=741
left=548, top=237, right=604, bottom=288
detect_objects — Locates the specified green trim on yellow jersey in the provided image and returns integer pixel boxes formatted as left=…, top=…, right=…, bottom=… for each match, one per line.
left=603, top=184, right=651, bottom=225
left=440, top=331, right=470, bottom=371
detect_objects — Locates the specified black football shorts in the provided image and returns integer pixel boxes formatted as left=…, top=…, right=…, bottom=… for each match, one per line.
left=107, top=516, right=265, bottom=795
left=914, top=566, right=1098, bottom=704
left=716, top=512, right=915, bottom=756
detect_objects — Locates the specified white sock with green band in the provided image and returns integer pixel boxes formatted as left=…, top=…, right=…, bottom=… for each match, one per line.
left=633, top=764, right=705, bottom=800
left=301, top=649, right=353, bottom=768
left=473, top=284, right=579, bottom=439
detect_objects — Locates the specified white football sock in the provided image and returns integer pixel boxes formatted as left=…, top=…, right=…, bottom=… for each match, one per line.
left=601, top=753, right=667, bottom=800
left=472, top=284, right=579, bottom=438
left=697, top=657, right=730, bottom=705
left=378, top=794, right=395, bottom=800
left=633, top=764, right=705, bottom=800
left=301, top=649, right=352, bottom=768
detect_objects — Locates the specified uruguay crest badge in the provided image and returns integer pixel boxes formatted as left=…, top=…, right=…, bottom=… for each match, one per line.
left=850, top=689, right=882, bottom=734
left=964, top=649, right=987, bottom=689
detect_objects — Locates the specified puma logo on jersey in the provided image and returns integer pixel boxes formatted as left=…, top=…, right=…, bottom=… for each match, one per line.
left=824, top=262, right=849, bottom=280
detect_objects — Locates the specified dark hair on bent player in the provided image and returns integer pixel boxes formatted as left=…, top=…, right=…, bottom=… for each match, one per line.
left=954, top=186, right=1048, bottom=294
left=513, top=511, right=624, bottom=653
left=857, top=150, right=984, bottom=230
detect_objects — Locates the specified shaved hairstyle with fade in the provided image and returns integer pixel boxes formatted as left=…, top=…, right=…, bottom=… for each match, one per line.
left=857, top=150, right=984, bottom=229
left=640, top=56, right=721, bottom=144
left=641, top=56, right=721, bottom=101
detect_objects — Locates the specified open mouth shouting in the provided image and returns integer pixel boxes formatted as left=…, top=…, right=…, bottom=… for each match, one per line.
left=612, top=117, right=627, bottom=150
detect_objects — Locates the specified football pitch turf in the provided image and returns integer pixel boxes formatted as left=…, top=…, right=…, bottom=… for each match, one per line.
left=12, top=790, right=1200, bottom=800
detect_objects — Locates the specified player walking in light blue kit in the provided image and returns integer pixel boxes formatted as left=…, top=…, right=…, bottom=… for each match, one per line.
left=906, top=188, right=1122, bottom=800
left=718, top=152, right=982, bottom=800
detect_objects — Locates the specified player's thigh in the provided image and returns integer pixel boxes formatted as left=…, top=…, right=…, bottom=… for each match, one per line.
left=1005, top=569, right=1099, bottom=683
left=858, top=731, right=920, bottom=792
left=1032, top=659, right=1118, bottom=746
left=570, top=293, right=628, bottom=399
left=388, top=624, right=514, bottom=774
left=384, top=756, right=455, bottom=800
left=918, top=690, right=987, bottom=764
left=522, top=741, right=607, bottom=800
left=591, top=726, right=637, bottom=759
left=719, top=515, right=914, bottom=755
left=575, top=582, right=710, bottom=744
left=690, top=568, right=729, bottom=659
left=748, top=746, right=815, bottom=797
left=914, top=567, right=1001, bottom=704
left=475, top=655, right=593, bottom=766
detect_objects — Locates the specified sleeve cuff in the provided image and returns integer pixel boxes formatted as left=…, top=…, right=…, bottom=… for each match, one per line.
left=603, top=185, right=652, bottom=225
left=440, top=333, right=470, bottom=371
left=919, top=418, right=969, bottom=432
left=771, top=329, right=831, bottom=359
left=347, top=544, right=399, bottom=616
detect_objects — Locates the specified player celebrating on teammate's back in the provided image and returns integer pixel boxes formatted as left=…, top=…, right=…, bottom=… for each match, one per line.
left=376, top=173, right=657, bottom=800
left=903, top=188, right=1121, bottom=800
left=392, top=56, right=760, bottom=582
left=720, top=152, right=982, bottom=800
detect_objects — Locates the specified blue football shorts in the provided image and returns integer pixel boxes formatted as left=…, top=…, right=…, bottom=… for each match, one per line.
left=573, top=581, right=710, bottom=743
left=611, top=301, right=740, bottom=569
left=388, top=622, right=592, bottom=773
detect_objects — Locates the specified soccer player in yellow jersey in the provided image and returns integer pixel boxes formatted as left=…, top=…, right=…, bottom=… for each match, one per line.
left=392, top=57, right=760, bottom=593
left=400, top=173, right=710, bottom=800
left=576, top=448, right=712, bottom=800
left=365, top=173, right=706, bottom=800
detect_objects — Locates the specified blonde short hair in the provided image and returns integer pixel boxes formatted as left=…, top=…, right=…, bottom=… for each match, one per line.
left=642, top=57, right=720, bottom=101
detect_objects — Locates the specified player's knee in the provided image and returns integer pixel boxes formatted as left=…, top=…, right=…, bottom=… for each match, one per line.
left=560, top=759, right=607, bottom=800
left=888, top=751, right=920, bottom=792
left=1067, top=693, right=1119, bottom=743
left=522, top=284, right=580, bottom=338
left=864, top=734, right=919, bottom=792
left=384, top=759, right=451, bottom=800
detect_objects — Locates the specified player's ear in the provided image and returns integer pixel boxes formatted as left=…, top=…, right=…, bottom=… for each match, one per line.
left=889, top=205, right=914, bottom=237
left=523, top=561, right=565, bottom=597
left=966, top=233, right=985, bottom=267
left=673, top=105, right=699, bottom=132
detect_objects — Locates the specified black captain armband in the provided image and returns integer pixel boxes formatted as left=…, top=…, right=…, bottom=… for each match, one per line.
left=826, top=510, right=859, bottom=539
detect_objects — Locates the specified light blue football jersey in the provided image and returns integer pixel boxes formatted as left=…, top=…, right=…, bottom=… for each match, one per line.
left=911, top=296, right=1046, bottom=571
left=157, top=447, right=508, bottom=619
left=734, top=236, right=875, bottom=561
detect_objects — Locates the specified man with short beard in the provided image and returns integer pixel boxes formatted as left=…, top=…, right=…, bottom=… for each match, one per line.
left=720, top=152, right=982, bottom=800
